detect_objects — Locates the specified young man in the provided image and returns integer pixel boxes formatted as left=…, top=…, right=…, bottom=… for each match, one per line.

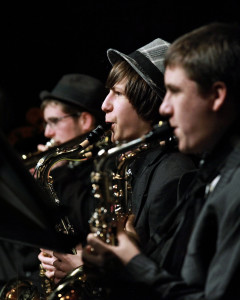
left=32, top=74, right=107, bottom=286
left=100, top=39, right=196, bottom=247
left=37, top=73, right=106, bottom=212
left=38, top=73, right=105, bottom=148
left=0, top=73, right=107, bottom=293
left=83, top=22, right=240, bottom=300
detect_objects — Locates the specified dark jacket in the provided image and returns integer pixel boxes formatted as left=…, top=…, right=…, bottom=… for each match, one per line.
left=130, top=144, right=197, bottom=246
left=124, top=135, right=240, bottom=300
left=51, top=158, right=96, bottom=243
left=88, top=143, right=198, bottom=300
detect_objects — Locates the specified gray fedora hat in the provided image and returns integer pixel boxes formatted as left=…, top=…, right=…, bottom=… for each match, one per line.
left=107, top=38, right=170, bottom=99
left=39, top=73, right=107, bottom=122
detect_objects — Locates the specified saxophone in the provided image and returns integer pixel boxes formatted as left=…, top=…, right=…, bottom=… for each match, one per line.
left=47, top=121, right=174, bottom=300
left=0, top=124, right=111, bottom=300
left=36, top=123, right=112, bottom=297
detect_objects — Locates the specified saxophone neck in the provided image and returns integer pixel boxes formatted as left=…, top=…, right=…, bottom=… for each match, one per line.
left=34, top=123, right=111, bottom=184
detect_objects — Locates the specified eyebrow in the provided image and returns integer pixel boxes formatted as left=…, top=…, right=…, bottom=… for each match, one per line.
left=46, top=117, right=62, bottom=121
left=165, top=83, right=181, bottom=92
left=112, top=85, right=125, bottom=93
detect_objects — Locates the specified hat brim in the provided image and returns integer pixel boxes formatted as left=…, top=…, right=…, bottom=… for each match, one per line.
left=107, top=49, right=164, bottom=99
left=39, top=90, right=80, bottom=106
left=39, top=91, right=105, bottom=123
left=107, top=49, right=150, bottom=84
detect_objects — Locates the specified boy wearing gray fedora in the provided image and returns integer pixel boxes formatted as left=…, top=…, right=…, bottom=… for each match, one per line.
left=74, top=38, right=197, bottom=297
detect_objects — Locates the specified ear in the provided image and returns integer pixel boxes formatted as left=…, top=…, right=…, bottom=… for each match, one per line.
left=78, top=112, right=95, bottom=133
left=211, top=81, right=227, bottom=112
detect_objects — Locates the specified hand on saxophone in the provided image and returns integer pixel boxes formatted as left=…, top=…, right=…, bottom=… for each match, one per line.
left=38, top=249, right=57, bottom=279
left=38, top=245, right=83, bottom=284
left=37, top=144, right=51, bottom=152
left=52, top=245, right=83, bottom=284
left=82, top=214, right=141, bottom=268
left=125, top=214, right=141, bottom=247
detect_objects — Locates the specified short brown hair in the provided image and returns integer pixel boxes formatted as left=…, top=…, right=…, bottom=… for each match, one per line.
left=165, top=22, right=240, bottom=100
left=106, top=60, right=162, bottom=125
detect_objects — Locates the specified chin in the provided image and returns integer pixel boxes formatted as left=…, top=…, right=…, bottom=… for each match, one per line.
left=111, top=132, right=118, bottom=143
left=178, top=140, right=191, bottom=154
left=180, top=143, right=202, bottom=155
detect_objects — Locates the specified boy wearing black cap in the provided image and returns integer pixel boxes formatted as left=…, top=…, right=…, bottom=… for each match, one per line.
left=38, top=73, right=106, bottom=148
left=0, top=74, right=107, bottom=293
left=37, top=73, right=107, bottom=231
left=37, top=74, right=108, bottom=283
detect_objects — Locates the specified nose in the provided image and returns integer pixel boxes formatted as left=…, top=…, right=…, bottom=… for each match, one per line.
left=101, top=91, right=113, bottom=113
left=44, top=124, right=55, bottom=139
left=159, top=94, right=172, bottom=118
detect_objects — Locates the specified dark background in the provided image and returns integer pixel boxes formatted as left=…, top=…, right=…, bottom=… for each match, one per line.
left=0, top=1, right=239, bottom=152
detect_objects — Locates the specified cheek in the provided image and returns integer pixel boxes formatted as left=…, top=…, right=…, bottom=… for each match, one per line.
left=177, top=107, right=205, bottom=150
left=58, top=123, right=76, bottom=138
left=115, top=104, right=130, bottom=125
left=175, top=99, right=198, bottom=127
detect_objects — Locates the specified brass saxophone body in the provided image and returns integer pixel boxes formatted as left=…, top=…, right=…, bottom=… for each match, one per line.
left=0, top=279, right=40, bottom=300
left=22, top=133, right=94, bottom=170
left=35, top=124, right=112, bottom=297
left=47, top=122, right=174, bottom=300
left=47, top=146, right=142, bottom=300
left=88, top=143, right=150, bottom=245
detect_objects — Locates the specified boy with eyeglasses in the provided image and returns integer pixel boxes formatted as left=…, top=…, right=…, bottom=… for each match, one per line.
left=36, top=73, right=107, bottom=238
left=38, top=73, right=106, bottom=149
left=0, top=73, right=107, bottom=293
left=36, top=72, right=107, bottom=264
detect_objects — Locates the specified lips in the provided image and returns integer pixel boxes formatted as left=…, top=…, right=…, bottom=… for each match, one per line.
left=168, top=122, right=177, bottom=135
left=172, top=127, right=179, bottom=138
left=105, top=121, right=114, bottom=131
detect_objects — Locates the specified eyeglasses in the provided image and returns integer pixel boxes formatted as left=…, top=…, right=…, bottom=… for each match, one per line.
left=43, top=113, right=81, bottom=129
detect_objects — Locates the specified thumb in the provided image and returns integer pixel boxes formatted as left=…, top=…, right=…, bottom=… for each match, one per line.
left=116, top=214, right=127, bottom=233
left=125, top=214, right=136, bottom=233
left=37, top=144, right=48, bottom=152
left=125, top=214, right=140, bottom=247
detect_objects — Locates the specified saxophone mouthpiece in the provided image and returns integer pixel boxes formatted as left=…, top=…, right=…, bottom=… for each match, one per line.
left=86, top=123, right=111, bottom=144
left=80, top=123, right=112, bottom=149
left=45, top=138, right=56, bottom=148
